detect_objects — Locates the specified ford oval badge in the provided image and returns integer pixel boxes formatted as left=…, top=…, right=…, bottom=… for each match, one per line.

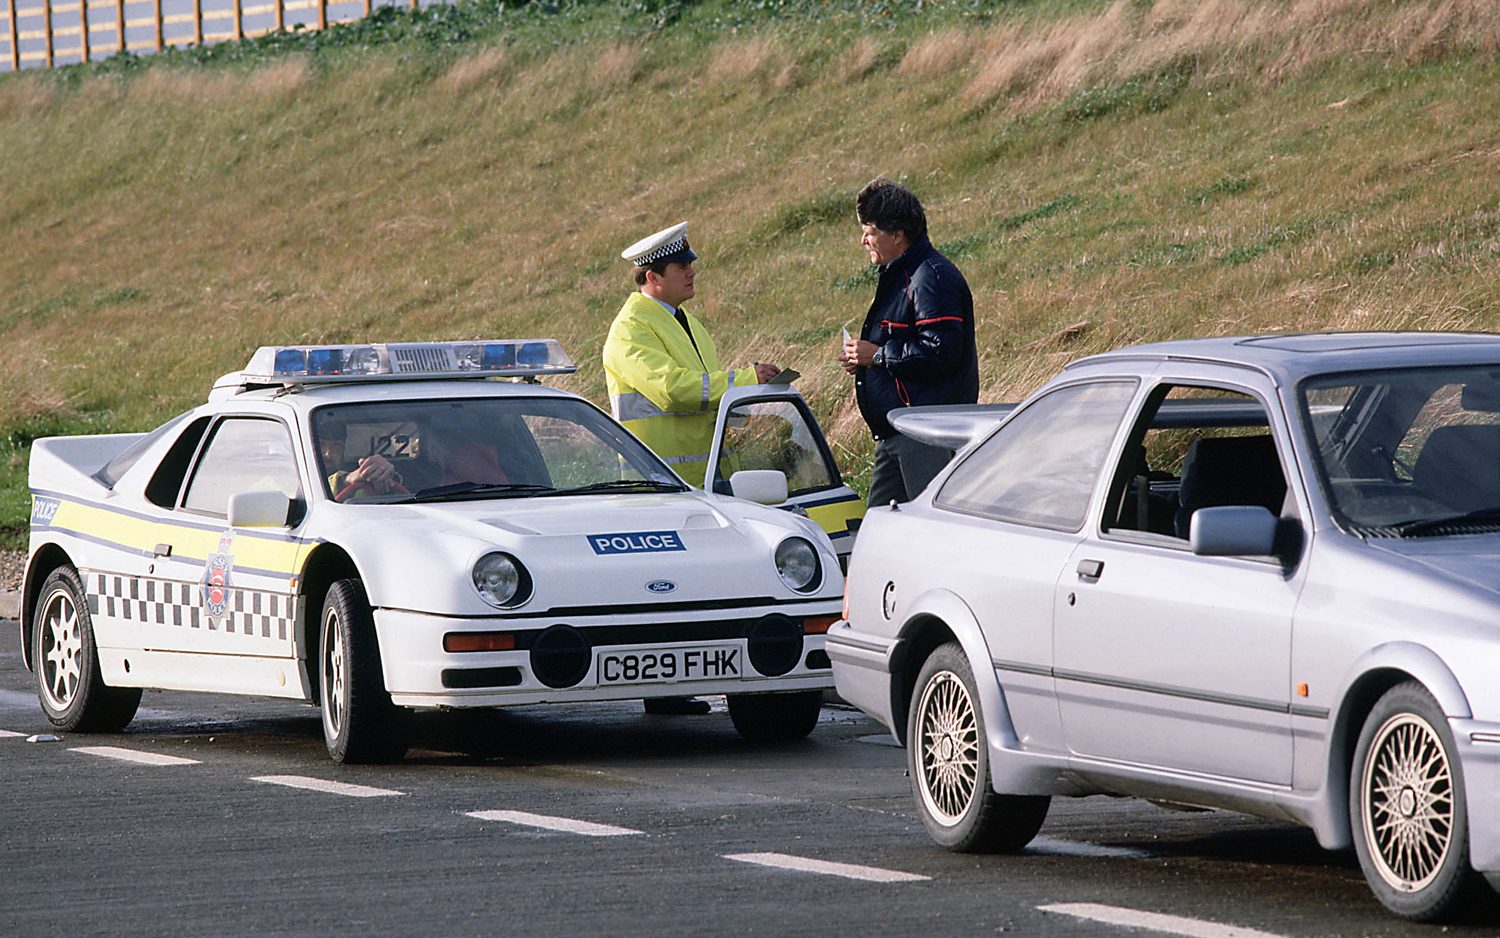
left=646, top=580, right=677, bottom=594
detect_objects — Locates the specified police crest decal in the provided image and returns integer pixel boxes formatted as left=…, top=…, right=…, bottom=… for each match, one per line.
left=201, top=531, right=236, bottom=624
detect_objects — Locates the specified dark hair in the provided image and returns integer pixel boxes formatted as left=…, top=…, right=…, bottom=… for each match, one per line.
left=633, top=259, right=670, bottom=287
left=855, top=176, right=927, bottom=241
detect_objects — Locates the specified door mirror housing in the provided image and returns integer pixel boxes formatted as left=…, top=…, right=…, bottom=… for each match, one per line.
left=728, top=470, right=789, bottom=506
left=1189, top=506, right=1279, bottom=557
left=228, top=490, right=294, bottom=528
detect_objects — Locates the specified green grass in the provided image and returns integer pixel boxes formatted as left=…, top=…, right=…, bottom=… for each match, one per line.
left=4, top=0, right=1500, bottom=548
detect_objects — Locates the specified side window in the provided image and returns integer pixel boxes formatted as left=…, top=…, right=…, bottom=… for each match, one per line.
left=181, top=418, right=301, bottom=517
left=1104, top=385, right=1285, bottom=540
left=934, top=381, right=1137, bottom=531
left=713, top=399, right=837, bottom=497
left=145, top=416, right=212, bottom=508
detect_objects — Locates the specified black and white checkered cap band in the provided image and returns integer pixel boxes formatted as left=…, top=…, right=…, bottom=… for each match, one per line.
left=88, top=573, right=296, bottom=641
left=631, top=237, right=697, bottom=266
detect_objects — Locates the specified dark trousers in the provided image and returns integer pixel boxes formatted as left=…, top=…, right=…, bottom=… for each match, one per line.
left=867, top=434, right=954, bottom=507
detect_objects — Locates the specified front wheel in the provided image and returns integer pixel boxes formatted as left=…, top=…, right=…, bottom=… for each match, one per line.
left=727, top=690, right=822, bottom=742
left=908, top=642, right=1048, bottom=852
left=33, top=566, right=141, bottom=732
left=320, top=579, right=408, bottom=764
left=1350, top=681, right=1478, bottom=922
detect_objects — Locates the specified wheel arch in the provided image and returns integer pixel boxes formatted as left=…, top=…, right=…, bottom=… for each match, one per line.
left=297, top=542, right=362, bottom=700
left=890, top=588, right=1017, bottom=753
left=1320, top=644, right=1469, bottom=850
left=20, top=542, right=75, bottom=672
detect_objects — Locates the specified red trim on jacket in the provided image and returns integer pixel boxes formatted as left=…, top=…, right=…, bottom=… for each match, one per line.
left=915, top=316, right=964, bottom=326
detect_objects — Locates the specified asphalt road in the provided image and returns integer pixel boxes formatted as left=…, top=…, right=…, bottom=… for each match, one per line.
left=3, top=627, right=1498, bottom=937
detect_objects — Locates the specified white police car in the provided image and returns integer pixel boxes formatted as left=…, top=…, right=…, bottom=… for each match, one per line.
left=21, top=340, right=843, bottom=762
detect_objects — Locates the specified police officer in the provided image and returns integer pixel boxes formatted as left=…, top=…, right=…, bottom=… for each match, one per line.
left=604, top=222, right=779, bottom=489
left=603, top=221, right=779, bottom=716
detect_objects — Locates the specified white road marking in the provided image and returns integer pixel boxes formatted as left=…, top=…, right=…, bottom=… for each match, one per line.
left=1028, top=836, right=1155, bottom=860
left=1039, top=902, right=1288, bottom=938
left=466, top=810, right=642, bottom=837
left=724, top=852, right=930, bottom=883
left=252, top=775, right=404, bottom=798
left=70, top=745, right=200, bottom=766
left=0, top=729, right=24, bottom=738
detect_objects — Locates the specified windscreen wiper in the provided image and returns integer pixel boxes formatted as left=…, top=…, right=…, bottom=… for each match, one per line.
left=1391, top=506, right=1500, bottom=537
left=545, top=479, right=686, bottom=496
left=407, top=482, right=556, bottom=502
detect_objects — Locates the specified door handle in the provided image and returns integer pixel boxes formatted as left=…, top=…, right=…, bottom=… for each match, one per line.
left=1076, top=559, right=1104, bottom=580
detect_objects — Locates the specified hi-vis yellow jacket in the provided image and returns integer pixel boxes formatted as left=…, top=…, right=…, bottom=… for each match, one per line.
left=603, top=292, right=756, bottom=488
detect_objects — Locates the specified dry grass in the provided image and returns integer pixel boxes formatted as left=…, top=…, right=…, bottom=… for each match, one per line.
left=837, top=35, right=886, bottom=83
left=437, top=45, right=510, bottom=95
left=897, top=30, right=976, bottom=80
left=4, top=0, right=1500, bottom=536
left=705, top=35, right=782, bottom=87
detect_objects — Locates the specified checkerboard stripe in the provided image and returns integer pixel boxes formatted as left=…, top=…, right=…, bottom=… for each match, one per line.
left=88, top=573, right=295, bottom=641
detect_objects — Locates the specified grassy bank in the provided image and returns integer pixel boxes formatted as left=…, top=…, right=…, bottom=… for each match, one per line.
left=4, top=0, right=1500, bottom=548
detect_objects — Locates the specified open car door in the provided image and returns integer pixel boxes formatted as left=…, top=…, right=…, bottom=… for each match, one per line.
left=706, top=385, right=865, bottom=570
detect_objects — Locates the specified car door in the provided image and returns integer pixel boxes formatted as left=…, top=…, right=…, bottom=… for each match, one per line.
left=1053, top=381, right=1304, bottom=786
left=143, top=415, right=307, bottom=671
left=706, top=385, right=865, bottom=566
left=925, top=379, right=1141, bottom=749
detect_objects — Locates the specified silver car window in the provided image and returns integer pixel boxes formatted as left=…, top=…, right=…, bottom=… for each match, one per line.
left=934, top=380, right=1137, bottom=531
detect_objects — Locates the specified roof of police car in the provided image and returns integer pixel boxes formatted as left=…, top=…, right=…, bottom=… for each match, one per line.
left=1064, top=332, right=1500, bottom=382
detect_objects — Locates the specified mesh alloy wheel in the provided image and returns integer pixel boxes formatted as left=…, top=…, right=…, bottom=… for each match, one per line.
left=1359, top=711, right=1454, bottom=894
left=914, top=669, right=981, bottom=825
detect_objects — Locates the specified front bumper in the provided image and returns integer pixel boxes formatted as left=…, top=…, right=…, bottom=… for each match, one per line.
left=826, top=618, right=901, bottom=736
left=375, top=603, right=837, bottom=708
left=1455, top=718, right=1500, bottom=874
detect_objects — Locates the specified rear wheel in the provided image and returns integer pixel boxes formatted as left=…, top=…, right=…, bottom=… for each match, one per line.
left=1350, top=681, right=1478, bottom=922
left=33, top=566, right=141, bottom=732
left=727, top=690, right=822, bottom=742
left=320, top=579, right=408, bottom=764
left=908, top=642, right=1048, bottom=852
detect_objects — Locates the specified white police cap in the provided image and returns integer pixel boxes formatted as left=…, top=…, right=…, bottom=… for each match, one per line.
left=621, top=222, right=698, bottom=266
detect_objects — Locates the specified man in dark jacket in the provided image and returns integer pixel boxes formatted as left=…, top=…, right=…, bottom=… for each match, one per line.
left=840, top=177, right=978, bottom=505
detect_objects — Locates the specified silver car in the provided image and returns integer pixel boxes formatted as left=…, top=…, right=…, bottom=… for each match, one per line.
left=828, top=332, right=1500, bottom=921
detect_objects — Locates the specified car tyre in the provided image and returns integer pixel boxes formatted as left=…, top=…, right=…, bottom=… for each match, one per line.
left=908, top=642, right=1048, bottom=852
left=727, top=690, right=822, bottom=742
left=33, top=566, right=142, bottom=733
left=320, top=579, right=408, bottom=764
left=1350, top=681, right=1479, bottom=922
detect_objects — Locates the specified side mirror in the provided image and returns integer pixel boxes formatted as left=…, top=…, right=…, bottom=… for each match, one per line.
left=1189, top=506, right=1279, bottom=557
left=728, top=469, right=789, bottom=506
left=228, top=490, right=293, bottom=528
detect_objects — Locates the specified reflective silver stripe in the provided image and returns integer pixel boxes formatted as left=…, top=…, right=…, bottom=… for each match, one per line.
left=610, top=392, right=701, bottom=422
left=658, top=452, right=709, bottom=466
left=700, top=373, right=710, bottom=407
left=727, top=370, right=738, bottom=389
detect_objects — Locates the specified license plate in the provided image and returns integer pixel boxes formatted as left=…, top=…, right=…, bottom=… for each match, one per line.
left=595, top=644, right=742, bottom=685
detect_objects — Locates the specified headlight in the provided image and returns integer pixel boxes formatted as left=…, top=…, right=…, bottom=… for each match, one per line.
left=472, top=552, right=532, bottom=608
left=774, top=537, right=821, bottom=593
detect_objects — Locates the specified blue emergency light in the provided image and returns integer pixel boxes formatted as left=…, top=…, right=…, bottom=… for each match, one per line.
left=240, top=340, right=576, bottom=384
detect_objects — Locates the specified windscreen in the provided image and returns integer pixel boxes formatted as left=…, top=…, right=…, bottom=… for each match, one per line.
left=1303, top=365, right=1500, bottom=534
left=311, top=397, right=682, bottom=503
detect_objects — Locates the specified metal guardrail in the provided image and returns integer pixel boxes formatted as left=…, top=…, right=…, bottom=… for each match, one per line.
left=2, top=0, right=423, bottom=71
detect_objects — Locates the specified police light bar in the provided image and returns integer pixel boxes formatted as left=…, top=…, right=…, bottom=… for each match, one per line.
left=238, top=340, right=577, bottom=384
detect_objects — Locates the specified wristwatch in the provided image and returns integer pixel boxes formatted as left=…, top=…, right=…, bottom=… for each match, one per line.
left=872, top=346, right=886, bottom=368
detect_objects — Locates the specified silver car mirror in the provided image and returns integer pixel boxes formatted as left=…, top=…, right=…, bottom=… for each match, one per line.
left=227, top=490, right=293, bottom=528
left=728, top=470, right=789, bottom=506
left=1189, top=506, right=1279, bottom=557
